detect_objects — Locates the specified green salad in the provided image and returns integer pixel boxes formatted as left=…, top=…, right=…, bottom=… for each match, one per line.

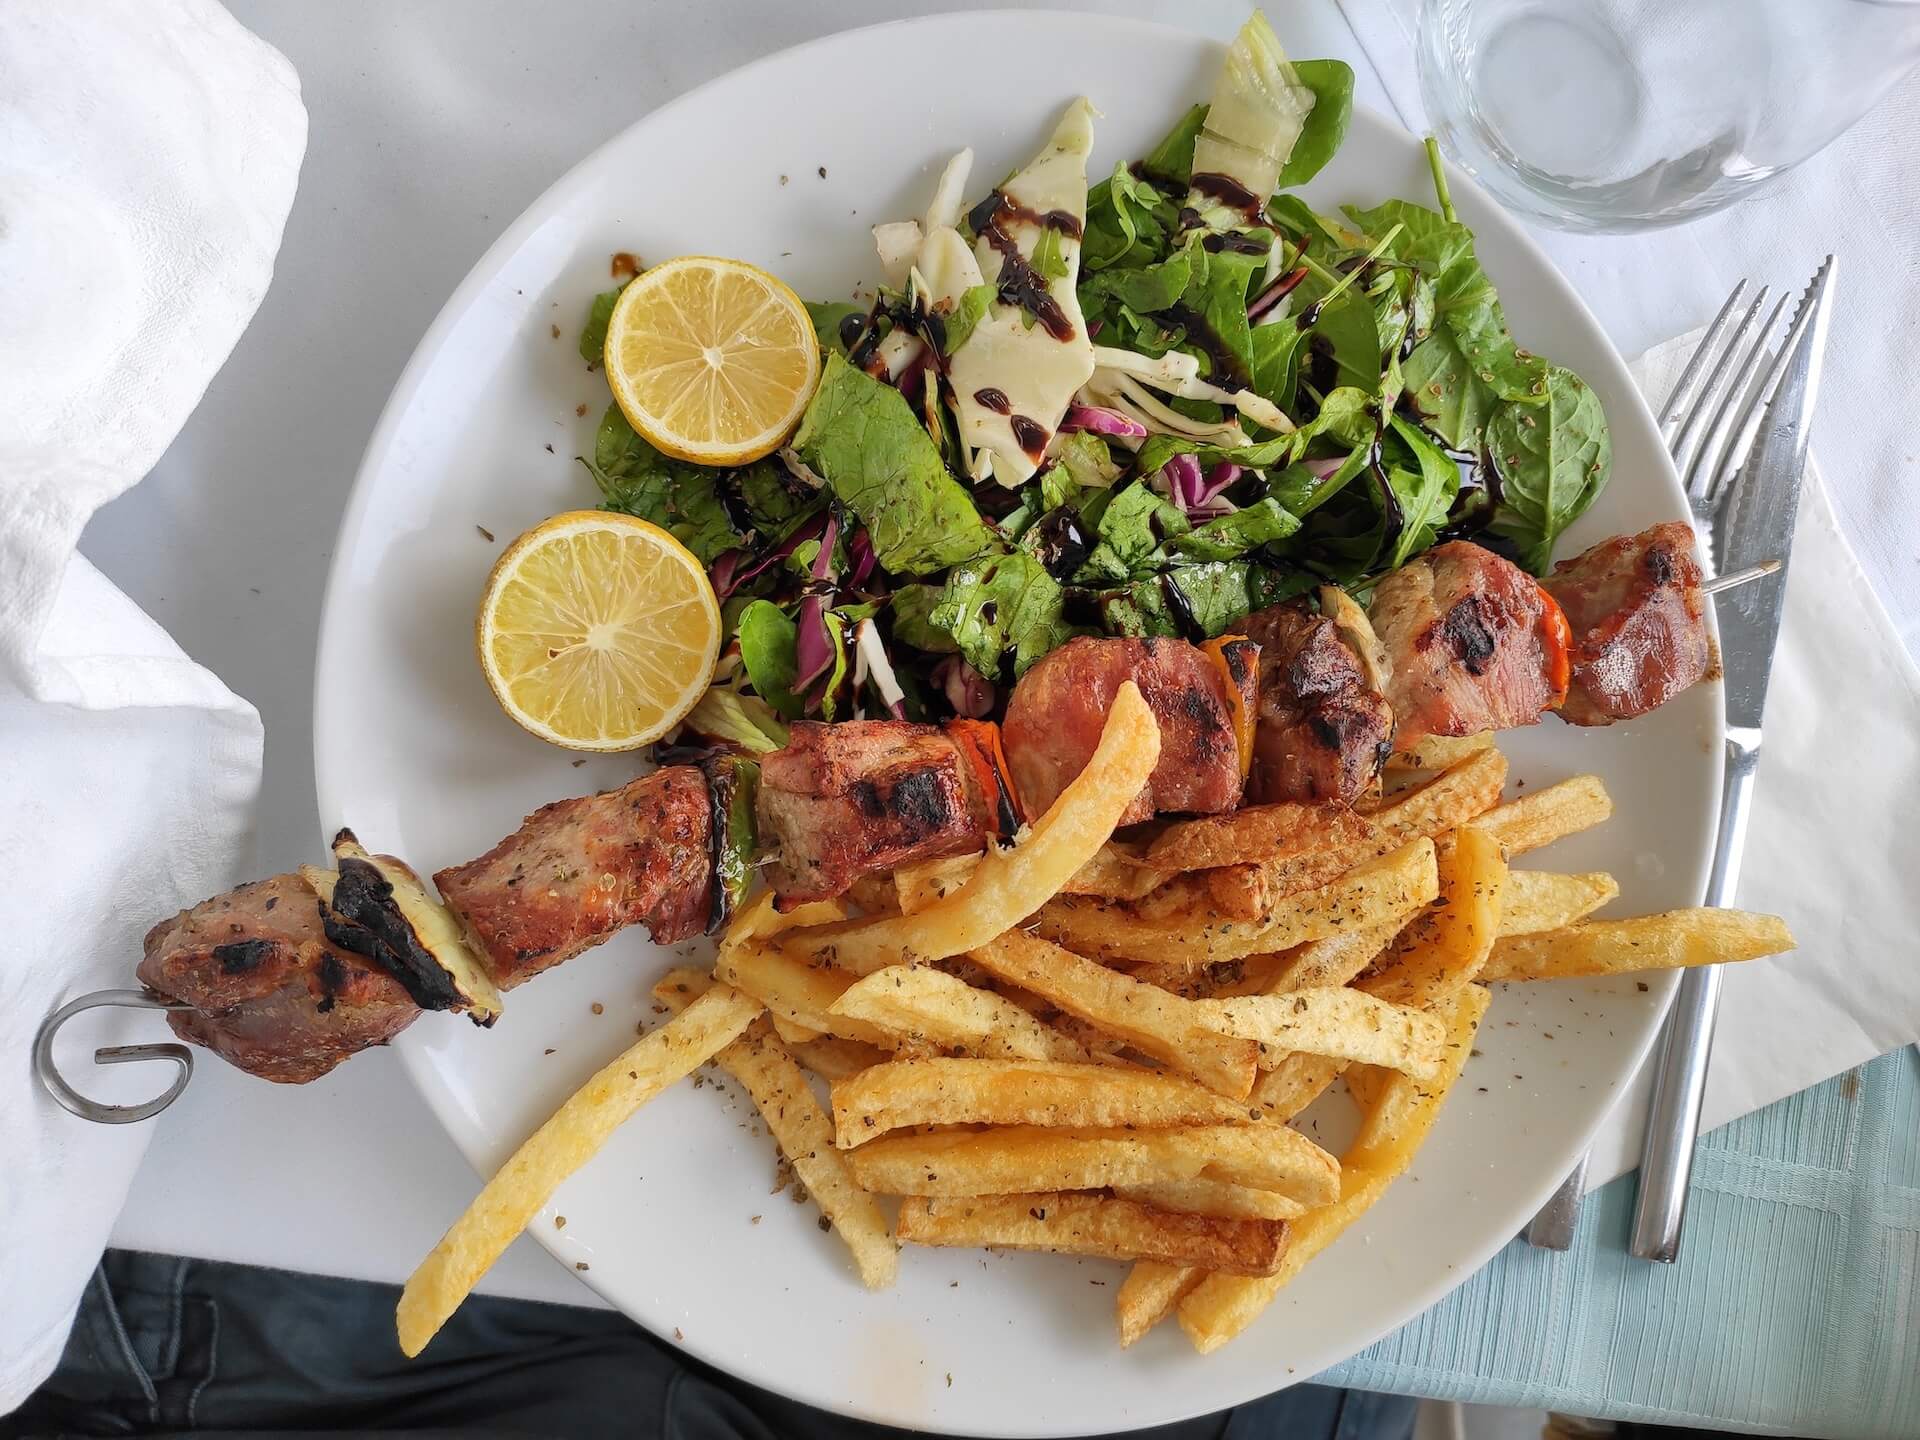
left=573, top=11, right=1609, bottom=741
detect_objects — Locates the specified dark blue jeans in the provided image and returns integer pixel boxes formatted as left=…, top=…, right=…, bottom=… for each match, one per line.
left=3, top=1250, right=1418, bottom=1439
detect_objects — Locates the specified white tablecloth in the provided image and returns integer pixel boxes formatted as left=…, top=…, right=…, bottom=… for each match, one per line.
left=93, top=0, right=1919, bottom=1319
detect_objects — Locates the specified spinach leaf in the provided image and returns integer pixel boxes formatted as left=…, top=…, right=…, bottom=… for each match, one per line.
left=1485, top=367, right=1611, bottom=573
left=888, top=584, right=958, bottom=653
left=1267, top=443, right=1370, bottom=517
left=1273, top=60, right=1354, bottom=189
left=1077, top=480, right=1189, bottom=582
left=942, top=284, right=996, bottom=354
left=1303, top=290, right=1382, bottom=391
left=1171, top=497, right=1302, bottom=562
left=1081, top=245, right=1194, bottom=315
left=805, top=300, right=863, bottom=357
left=582, top=405, right=740, bottom=564
left=1082, top=162, right=1181, bottom=274
left=1048, top=431, right=1122, bottom=492
left=1098, top=562, right=1259, bottom=639
left=1402, top=328, right=1499, bottom=450
left=1139, top=104, right=1208, bottom=186
left=792, top=352, right=999, bottom=575
left=1385, top=416, right=1462, bottom=566
left=929, top=552, right=1073, bottom=680
left=733, top=459, right=817, bottom=536
left=736, top=600, right=803, bottom=719
left=578, top=283, right=629, bottom=364
left=1251, top=319, right=1305, bottom=411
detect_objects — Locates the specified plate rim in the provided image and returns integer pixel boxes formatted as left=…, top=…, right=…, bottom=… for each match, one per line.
left=313, top=11, right=1719, bottom=1432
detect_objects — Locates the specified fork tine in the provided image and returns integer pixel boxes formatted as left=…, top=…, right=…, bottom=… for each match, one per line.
left=1658, top=280, right=1749, bottom=440
left=1676, top=286, right=1771, bottom=501
left=1692, top=292, right=1790, bottom=506
left=1704, top=261, right=1835, bottom=507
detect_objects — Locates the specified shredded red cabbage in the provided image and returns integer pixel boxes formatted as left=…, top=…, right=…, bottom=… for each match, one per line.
left=933, top=655, right=996, bottom=718
left=1060, top=404, right=1148, bottom=439
left=847, top=527, right=877, bottom=588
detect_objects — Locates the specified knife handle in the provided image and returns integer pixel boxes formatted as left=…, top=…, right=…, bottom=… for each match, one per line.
left=1629, top=729, right=1761, bottom=1261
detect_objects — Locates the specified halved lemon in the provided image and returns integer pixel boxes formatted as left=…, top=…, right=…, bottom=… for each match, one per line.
left=476, top=511, right=721, bottom=751
left=603, top=255, right=821, bottom=465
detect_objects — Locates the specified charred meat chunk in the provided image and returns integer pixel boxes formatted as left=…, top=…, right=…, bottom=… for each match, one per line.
left=1547, top=521, right=1710, bottom=725
left=434, top=767, right=712, bottom=989
left=1368, top=541, right=1567, bottom=744
left=136, top=872, right=419, bottom=1083
left=1239, top=600, right=1392, bottom=805
left=758, top=721, right=990, bottom=905
left=1002, top=636, right=1245, bottom=826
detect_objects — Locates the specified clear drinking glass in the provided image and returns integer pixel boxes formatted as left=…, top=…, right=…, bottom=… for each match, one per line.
left=1418, top=0, right=1920, bottom=231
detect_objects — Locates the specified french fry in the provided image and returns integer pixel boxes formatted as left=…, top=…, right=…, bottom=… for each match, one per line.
left=1131, top=864, right=1269, bottom=923
left=1263, top=917, right=1408, bottom=993
left=1498, top=870, right=1618, bottom=936
left=892, top=853, right=981, bottom=915
left=1359, top=823, right=1507, bottom=1009
left=895, top=842, right=1168, bottom=916
left=1117, top=1261, right=1203, bottom=1347
left=784, top=684, right=1160, bottom=974
left=1473, top=774, right=1612, bottom=855
left=1145, top=801, right=1375, bottom=873
left=844, top=873, right=900, bottom=916
left=1113, top=1178, right=1306, bottom=1222
left=789, top=1034, right=891, bottom=1082
left=1191, top=988, right=1449, bottom=1078
left=1032, top=839, right=1439, bottom=968
left=1249, top=1052, right=1343, bottom=1120
left=896, top=1193, right=1289, bottom=1276
left=652, top=971, right=896, bottom=1289
left=769, top=1015, right=823, bottom=1046
left=1479, top=909, right=1795, bottom=981
left=830, top=1058, right=1258, bottom=1147
left=1176, top=984, right=1491, bottom=1353
left=829, top=965, right=1090, bottom=1064
left=969, top=931, right=1258, bottom=1098
left=722, top=892, right=849, bottom=948
left=1361, top=747, right=1508, bottom=842
left=1125, top=953, right=1292, bottom=1000
left=714, top=942, right=894, bottom=1049
left=1385, top=731, right=1493, bottom=773
left=847, top=1124, right=1340, bottom=1205
left=395, top=984, right=761, bottom=1356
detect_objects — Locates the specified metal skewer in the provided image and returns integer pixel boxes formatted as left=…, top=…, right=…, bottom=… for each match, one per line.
left=1701, top=559, right=1782, bottom=595
left=33, top=988, right=197, bottom=1123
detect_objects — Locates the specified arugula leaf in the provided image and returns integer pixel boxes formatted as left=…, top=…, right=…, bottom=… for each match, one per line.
left=736, top=600, right=804, bottom=719
left=583, top=405, right=740, bottom=564
left=1098, top=562, right=1259, bottom=639
left=1181, top=240, right=1265, bottom=389
left=889, top=584, right=960, bottom=654
left=1132, top=431, right=1293, bottom=480
left=805, top=300, right=863, bottom=357
left=1077, top=480, right=1189, bottom=582
left=1485, top=367, right=1611, bottom=573
left=1273, top=60, right=1354, bottom=189
left=1384, top=417, right=1462, bottom=566
left=792, top=353, right=999, bottom=575
left=929, top=552, right=1073, bottom=680
left=1267, top=443, right=1370, bottom=517
left=942, top=284, right=996, bottom=354
left=1083, top=163, right=1181, bottom=275
left=1171, top=497, right=1302, bottom=562
left=578, top=284, right=629, bottom=364
left=1030, top=227, right=1069, bottom=283
left=1081, top=245, right=1194, bottom=315
left=1293, top=386, right=1377, bottom=451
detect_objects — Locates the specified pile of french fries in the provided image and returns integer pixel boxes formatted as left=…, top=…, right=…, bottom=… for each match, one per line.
left=395, top=686, right=1795, bottom=1359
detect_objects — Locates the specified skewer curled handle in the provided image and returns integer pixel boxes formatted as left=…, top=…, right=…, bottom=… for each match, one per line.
left=33, top=988, right=195, bottom=1124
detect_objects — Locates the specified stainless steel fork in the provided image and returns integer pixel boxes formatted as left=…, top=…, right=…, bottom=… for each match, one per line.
left=1522, top=260, right=1837, bottom=1252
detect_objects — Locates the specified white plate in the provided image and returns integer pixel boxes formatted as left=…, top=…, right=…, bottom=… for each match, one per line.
left=315, top=13, right=1720, bottom=1435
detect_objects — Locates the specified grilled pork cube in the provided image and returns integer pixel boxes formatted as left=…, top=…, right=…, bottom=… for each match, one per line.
left=758, top=721, right=990, bottom=904
left=434, top=767, right=712, bottom=989
left=1002, top=636, right=1245, bottom=826
left=1547, top=521, right=1710, bottom=725
left=1239, top=600, right=1392, bottom=805
left=1369, top=541, right=1565, bottom=744
left=136, top=872, right=419, bottom=1083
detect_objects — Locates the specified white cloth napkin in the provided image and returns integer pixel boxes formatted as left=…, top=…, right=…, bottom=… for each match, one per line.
left=1578, top=336, right=1920, bottom=1186
left=0, top=0, right=303, bottom=1412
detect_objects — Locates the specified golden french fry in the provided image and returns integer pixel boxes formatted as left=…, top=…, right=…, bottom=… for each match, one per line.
left=829, top=965, right=1089, bottom=1064
left=1118, top=1261, right=1203, bottom=1347
left=722, top=892, right=849, bottom=949
left=1145, top=801, right=1376, bottom=872
left=1176, top=984, right=1491, bottom=1353
left=769, top=1015, right=823, bottom=1046
left=1360, top=823, right=1507, bottom=1009
left=714, top=942, right=893, bottom=1049
left=1499, top=870, right=1619, bottom=936
left=969, top=931, right=1258, bottom=1098
left=895, top=843, right=1169, bottom=916
left=1192, top=988, right=1448, bottom=1078
left=784, top=684, right=1160, bottom=974
left=1125, top=952, right=1292, bottom=1001
left=789, top=1034, right=891, bottom=1081
left=1385, top=730, right=1493, bottom=773
left=652, top=971, right=896, bottom=1289
left=1113, top=1178, right=1305, bottom=1222
left=896, top=1193, right=1289, bottom=1276
left=1032, top=839, right=1439, bottom=968
left=830, top=1058, right=1257, bottom=1147
left=892, top=853, right=981, bottom=915
left=1130, top=864, right=1269, bottom=923
left=847, top=1124, right=1339, bottom=1205
left=1264, top=917, right=1406, bottom=993
left=1249, top=1052, right=1342, bottom=1120
left=1473, top=774, right=1612, bottom=855
left=844, top=873, right=900, bottom=917
left=1479, top=909, right=1795, bottom=981
left=1361, top=747, right=1508, bottom=842
left=395, top=984, right=761, bottom=1356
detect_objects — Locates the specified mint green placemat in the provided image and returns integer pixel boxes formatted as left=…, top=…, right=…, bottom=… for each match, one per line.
left=1324, top=1046, right=1920, bottom=1436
